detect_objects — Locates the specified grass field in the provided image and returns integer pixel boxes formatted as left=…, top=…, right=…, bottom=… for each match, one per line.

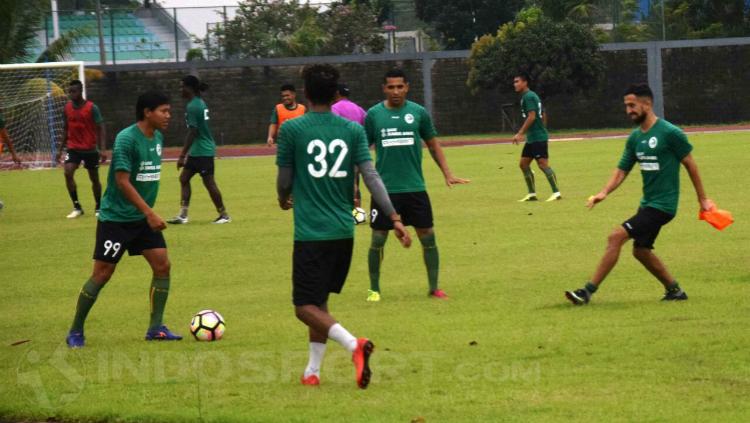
left=1, top=131, right=748, bottom=422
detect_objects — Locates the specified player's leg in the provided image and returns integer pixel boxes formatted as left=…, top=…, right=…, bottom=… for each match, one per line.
left=536, top=151, right=561, bottom=201
left=168, top=167, right=195, bottom=224
left=565, top=226, right=629, bottom=305
left=410, top=192, right=443, bottom=298
left=200, top=173, right=230, bottom=223
left=367, top=194, right=398, bottom=301
left=518, top=153, right=536, bottom=201
left=302, top=303, right=328, bottom=385
left=63, top=154, right=83, bottom=217
left=294, top=239, right=373, bottom=388
left=84, top=155, right=102, bottom=213
left=629, top=210, right=685, bottom=300
left=67, top=220, right=128, bottom=347
left=142, top=247, right=181, bottom=338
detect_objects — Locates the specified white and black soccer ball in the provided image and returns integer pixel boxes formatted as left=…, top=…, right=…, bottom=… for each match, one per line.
left=190, top=310, right=225, bottom=341
left=352, top=207, right=367, bottom=225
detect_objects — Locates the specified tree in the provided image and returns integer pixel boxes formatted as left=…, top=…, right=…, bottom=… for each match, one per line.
left=467, top=7, right=605, bottom=99
left=415, top=0, right=525, bottom=49
left=205, top=0, right=385, bottom=59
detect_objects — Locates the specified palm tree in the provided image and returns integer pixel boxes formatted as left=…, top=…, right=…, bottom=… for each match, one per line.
left=0, top=0, right=89, bottom=63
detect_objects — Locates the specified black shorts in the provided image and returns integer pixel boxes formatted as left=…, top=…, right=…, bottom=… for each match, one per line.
left=622, top=207, right=675, bottom=249
left=370, top=191, right=434, bottom=230
left=292, top=238, right=353, bottom=306
left=521, top=141, right=549, bottom=159
left=65, top=149, right=99, bottom=169
left=185, top=156, right=215, bottom=177
left=93, top=220, right=167, bottom=264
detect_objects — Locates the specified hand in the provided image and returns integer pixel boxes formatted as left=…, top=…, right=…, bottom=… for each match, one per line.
left=512, top=133, right=524, bottom=145
left=99, top=151, right=108, bottom=164
left=279, top=196, right=293, bottom=210
left=392, top=221, right=412, bottom=248
left=267, top=137, right=275, bottom=147
left=146, top=212, right=167, bottom=231
left=700, top=198, right=715, bottom=212
left=177, top=156, right=186, bottom=170
left=444, top=173, right=470, bottom=188
left=587, top=192, right=607, bottom=209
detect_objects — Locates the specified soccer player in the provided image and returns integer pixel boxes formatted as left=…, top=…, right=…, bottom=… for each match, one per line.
left=365, top=68, right=469, bottom=302
left=0, top=110, right=21, bottom=165
left=276, top=64, right=411, bottom=389
left=65, top=91, right=182, bottom=348
left=512, top=73, right=561, bottom=202
left=565, top=84, right=715, bottom=305
left=331, top=83, right=367, bottom=206
left=266, top=84, right=306, bottom=146
left=167, top=75, right=230, bottom=225
left=55, top=80, right=107, bottom=218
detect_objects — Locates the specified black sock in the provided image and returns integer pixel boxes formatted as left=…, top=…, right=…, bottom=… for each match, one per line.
left=584, top=282, right=598, bottom=294
left=69, top=190, right=81, bottom=210
left=667, top=281, right=681, bottom=292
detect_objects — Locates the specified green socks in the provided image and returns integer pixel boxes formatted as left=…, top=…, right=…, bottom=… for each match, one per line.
left=149, top=277, right=170, bottom=330
left=419, top=233, right=440, bottom=291
left=523, top=168, right=535, bottom=194
left=584, top=282, right=598, bottom=294
left=666, top=281, right=682, bottom=293
left=71, top=278, right=104, bottom=332
left=368, top=232, right=387, bottom=292
left=543, top=167, right=559, bottom=192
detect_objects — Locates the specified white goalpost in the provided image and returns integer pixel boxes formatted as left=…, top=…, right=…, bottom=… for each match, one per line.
left=0, top=61, right=85, bottom=169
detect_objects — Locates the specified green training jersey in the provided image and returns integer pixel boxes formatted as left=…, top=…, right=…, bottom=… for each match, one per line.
left=520, top=90, right=548, bottom=143
left=276, top=112, right=372, bottom=242
left=364, top=100, right=437, bottom=193
left=618, top=119, right=693, bottom=215
left=99, top=124, right=163, bottom=222
left=185, top=96, right=215, bottom=157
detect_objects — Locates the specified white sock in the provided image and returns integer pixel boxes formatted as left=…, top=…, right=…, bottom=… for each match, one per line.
left=304, top=342, right=326, bottom=377
left=327, top=323, right=357, bottom=353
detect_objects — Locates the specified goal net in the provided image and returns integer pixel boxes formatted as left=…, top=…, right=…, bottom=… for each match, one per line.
left=0, top=62, right=84, bottom=169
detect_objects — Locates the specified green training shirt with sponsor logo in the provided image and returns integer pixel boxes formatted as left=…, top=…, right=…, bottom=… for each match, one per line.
left=364, top=100, right=437, bottom=193
left=618, top=119, right=693, bottom=215
left=186, top=96, right=216, bottom=157
left=276, top=112, right=372, bottom=242
left=520, top=90, right=548, bottom=143
left=99, top=124, right=163, bottom=222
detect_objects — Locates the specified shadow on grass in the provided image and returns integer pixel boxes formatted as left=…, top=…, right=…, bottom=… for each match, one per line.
left=536, top=299, right=653, bottom=311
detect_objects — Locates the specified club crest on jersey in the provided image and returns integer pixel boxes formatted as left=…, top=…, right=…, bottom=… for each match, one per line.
left=404, top=113, right=415, bottom=124
left=648, top=137, right=658, bottom=148
left=156, top=144, right=162, bottom=156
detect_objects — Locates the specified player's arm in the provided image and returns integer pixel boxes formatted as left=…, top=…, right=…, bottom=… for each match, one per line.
left=587, top=169, right=629, bottom=209
left=56, top=118, right=68, bottom=163
left=681, top=154, right=715, bottom=211
left=276, top=166, right=294, bottom=209
left=513, top=110, right=536, bottom=145
left=114, top=171, right=166, bottom=231
left=177, top=127, right=198, bottom=170
left=0, top=128, right=21, bottom=164
left=267, top=124, right=278, bottom=146
left=358, top=160, right=411, bottom=248
left=97, top=122, right=107, bottom=163
left=424, top=137, right=470, bottom=188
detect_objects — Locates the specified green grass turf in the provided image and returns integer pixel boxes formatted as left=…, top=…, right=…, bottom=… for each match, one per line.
left=1, top=131, right=748, bottom=422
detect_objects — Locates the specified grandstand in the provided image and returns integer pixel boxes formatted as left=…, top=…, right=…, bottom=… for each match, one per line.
left=33, top=5, right=191, bottom=64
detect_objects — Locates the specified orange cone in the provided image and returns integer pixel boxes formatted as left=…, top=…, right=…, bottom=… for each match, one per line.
left=699, top=207, right=734, bottom=231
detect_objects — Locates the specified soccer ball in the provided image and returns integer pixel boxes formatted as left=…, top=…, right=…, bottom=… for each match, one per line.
left=352, top=207, right=367, bottom=225
left=190, top=310, right=225, bottom=341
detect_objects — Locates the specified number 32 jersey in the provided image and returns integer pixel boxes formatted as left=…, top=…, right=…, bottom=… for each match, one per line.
left=276, top=112, right=372, bottom=241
